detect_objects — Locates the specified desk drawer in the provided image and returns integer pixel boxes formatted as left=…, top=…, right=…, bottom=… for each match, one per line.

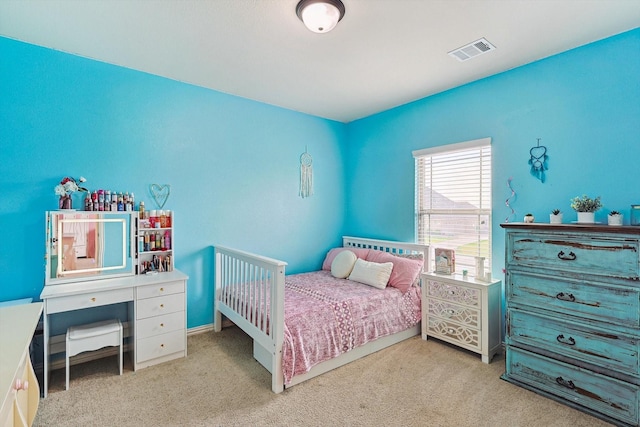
left=508, top=309, right=639, bottom=375
left=136, top=311, right=185, bottom=339
left=136, top=280, right=184, bottom=300
left=136, top=329, right=185, bottom=363
left=426, top=280, right=480, bottom=307
left=508, top=233, right=640, bottom=280
left=46, top=287, right=133, bottom=314
left=508, top=271, right=640, bottom=327
left=507, top=347, right=639, bottom=425
left=136, top=293, right=184, bottom=320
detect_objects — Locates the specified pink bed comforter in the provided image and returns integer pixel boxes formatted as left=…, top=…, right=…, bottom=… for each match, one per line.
left=282, top=270, right=421, bottom=384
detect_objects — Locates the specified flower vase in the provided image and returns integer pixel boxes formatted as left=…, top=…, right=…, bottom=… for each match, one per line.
left=608, top=214, right=623, bottom=226
left=550, top=213, right=563, bottom=224
left=59, top=195, right=72, bottom=210
left=577, top=212, right=595, bottom=223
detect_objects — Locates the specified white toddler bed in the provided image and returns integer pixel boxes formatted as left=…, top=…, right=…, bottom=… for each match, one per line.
left=214, top=236, right=429, bottom=393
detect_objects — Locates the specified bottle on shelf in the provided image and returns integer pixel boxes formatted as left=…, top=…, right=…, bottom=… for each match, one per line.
left=139, top=201, right=145, bottom=220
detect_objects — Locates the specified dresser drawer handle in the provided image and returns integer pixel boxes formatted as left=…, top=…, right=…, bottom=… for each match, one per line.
left=555, top=292, right=576, bottom=302
left=555, top=376, right=576, bottom=390
left=556, top=334, right=576, bottom=346
left=557, top=251, right=576, bottom=261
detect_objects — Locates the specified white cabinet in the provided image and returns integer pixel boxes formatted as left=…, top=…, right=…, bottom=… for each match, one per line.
left=134, top=279, right=187, bottom=370
left=0, top=303, right=43, bottom=427
left=422, top=273, right=501, bottom=363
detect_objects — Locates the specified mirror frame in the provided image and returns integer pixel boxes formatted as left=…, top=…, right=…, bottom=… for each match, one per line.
left=45, top=211, right=137, bottom=286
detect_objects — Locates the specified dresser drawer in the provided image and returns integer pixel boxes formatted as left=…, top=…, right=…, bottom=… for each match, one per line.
left=506, top=347, right=639, bottom=425
left=136, top=293, right=184, bottom=320
left=136, top=311, right=185, bottom=339
left=46, top=287, right=133, bottom=314
left=508, top=271, right=640, bottom=327
left=508, top=309, right=640, bottom=375
left=508, top=233, right=640, bottom=280
left=136, top=329, right=185, bottom=363
left=428, top=299, right=480, bottom=329
left=426, top=279, right=480, bottom=307
left=136, top=280, right=184, bottom=300
left=427, top=317, right=481, bottom=351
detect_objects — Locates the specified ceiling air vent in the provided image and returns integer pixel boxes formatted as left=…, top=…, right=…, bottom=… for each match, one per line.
left=448, top=38, right=496, bottom=62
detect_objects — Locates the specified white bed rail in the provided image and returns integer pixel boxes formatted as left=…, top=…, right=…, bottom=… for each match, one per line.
left=214, top=245, right=287, bottom=392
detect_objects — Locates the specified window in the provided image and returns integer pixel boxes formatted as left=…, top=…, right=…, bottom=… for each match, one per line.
left=413, top=138, right=492, bottom=275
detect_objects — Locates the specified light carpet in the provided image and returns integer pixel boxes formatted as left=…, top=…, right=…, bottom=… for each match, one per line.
left=34, top=326, right=613, bottom=426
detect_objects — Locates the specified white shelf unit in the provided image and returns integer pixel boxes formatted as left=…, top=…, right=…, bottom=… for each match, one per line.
left=136, top=216, right=174, bottom=275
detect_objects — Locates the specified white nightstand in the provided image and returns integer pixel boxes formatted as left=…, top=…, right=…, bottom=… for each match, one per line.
left=422, top=272, right=501, bottom=363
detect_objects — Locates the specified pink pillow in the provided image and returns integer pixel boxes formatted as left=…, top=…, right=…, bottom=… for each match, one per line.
left=365, top=251, right=424, bottom=293
left=322, top=248, right=370, bottom=271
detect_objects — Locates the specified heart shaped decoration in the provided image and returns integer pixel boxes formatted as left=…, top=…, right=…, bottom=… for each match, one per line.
left=529, top=145, right=547, bottom=161
left=150, top=184, right=171, bottom=209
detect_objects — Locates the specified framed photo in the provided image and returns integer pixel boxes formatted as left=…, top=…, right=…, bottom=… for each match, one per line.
left=434, top=248, right=455, bottom=274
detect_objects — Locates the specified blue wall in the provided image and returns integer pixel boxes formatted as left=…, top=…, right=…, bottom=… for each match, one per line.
left=345, top=29, right=640, bottom=276
left=0, top=37, right=348, bottom=328
left=2, top=28, right=639, bottom=329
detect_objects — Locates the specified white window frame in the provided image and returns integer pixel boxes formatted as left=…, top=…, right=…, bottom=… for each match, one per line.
left=413, top=137, right=492, bottom=276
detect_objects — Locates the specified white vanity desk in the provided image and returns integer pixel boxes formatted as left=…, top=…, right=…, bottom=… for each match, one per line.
left=40, top=269, right=188, bottom=397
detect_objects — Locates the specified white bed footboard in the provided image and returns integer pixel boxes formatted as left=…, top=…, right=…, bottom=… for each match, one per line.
left=214, top=245, right=288, bottom=393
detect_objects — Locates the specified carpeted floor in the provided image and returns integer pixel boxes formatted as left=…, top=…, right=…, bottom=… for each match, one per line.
left=34, top=326, right=613, bottom=426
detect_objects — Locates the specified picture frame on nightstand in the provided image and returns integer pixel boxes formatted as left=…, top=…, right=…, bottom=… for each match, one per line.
left=434, top=248, right=455, bottom=274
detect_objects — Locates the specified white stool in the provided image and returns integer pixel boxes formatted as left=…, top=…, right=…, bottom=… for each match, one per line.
left=66, top=319, right=123, bottom=390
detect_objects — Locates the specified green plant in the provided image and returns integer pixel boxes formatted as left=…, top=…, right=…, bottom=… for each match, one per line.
left=525, top=213, right=533, bottom=216
left=551, top=209, right=561, bottom=215
left=570, top=195, right=602, bottom=213
left=609, top=210, right=621, bottom=216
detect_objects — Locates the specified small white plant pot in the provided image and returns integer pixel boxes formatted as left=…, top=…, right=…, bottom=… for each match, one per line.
left=524, top=215, right=534, bottom=223
left=608, top=214, right=623, bottom=226
left=550, top=214, right=563, bottom=224
left=576, top=212, right=595, bottom=223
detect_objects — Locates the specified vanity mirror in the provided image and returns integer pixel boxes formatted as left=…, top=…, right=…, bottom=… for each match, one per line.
left=45, top=211, right=136, bottom=285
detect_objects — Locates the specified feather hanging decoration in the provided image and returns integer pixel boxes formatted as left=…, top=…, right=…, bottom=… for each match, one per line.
left=299, top=148, right=313, bottom=198
left=528, top=138, right=548, bottom=183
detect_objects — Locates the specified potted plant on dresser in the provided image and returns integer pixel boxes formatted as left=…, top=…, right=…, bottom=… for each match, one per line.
left=608, top=210, right=623, bottom=226
left=570, top=195, right=602, bottom=223
left=550, top=209, right=563, bottom=224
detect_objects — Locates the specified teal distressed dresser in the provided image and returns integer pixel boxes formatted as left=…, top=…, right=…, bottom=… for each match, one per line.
left=501, top=223, right=640, bottom=426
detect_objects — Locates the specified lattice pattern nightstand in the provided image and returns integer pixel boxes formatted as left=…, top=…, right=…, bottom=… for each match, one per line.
left=422, top=273, right=501, bottom=363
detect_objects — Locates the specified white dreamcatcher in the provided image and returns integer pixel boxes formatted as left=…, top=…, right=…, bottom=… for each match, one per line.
left=299, top=147, right=313, bottom=198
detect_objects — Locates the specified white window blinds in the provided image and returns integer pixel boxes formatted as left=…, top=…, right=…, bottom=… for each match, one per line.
left=413, top=138, right=492, bottom=275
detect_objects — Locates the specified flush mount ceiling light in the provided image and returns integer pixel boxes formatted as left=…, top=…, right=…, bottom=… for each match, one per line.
left=296, top=0, right=346, bottom=34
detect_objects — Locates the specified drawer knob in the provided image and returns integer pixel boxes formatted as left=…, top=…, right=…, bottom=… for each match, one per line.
left=557, top=250, right=576, bottom=261
left=14, top=379, right=28, bottom=391
left=555, top=376, right=576, bottom=390
left=91, top=297, right=96, bottom=302
left=160, top=323, right=164, bottom=327
left=160, top=287, right=164, bottom=292
left=556, top=334, right=576, bottom=346
left=556, top=292, right=576, bottom=302
left=160, top=304, right=165, bottom=308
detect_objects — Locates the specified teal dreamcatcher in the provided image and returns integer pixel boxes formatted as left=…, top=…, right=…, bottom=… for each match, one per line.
left=528, top=138, right=548, bottom=183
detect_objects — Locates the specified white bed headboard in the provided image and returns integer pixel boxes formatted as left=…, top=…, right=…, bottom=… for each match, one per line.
left=342, top=236, right=429, bottom=273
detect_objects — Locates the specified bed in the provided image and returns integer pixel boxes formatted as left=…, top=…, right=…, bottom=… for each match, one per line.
left=214, top=236, right=429, bottom=393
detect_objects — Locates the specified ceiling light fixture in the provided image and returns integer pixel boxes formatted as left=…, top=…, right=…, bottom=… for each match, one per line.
left=296, top=0, right=346, bottom=34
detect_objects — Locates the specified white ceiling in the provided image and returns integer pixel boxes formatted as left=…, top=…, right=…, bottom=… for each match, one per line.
left=1, top=0, right=639, bottom=123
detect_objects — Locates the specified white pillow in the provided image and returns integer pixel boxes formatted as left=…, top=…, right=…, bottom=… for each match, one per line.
left=348, top=258, right=394, bottom=289
left=331, top=250, right=357, bottom=279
